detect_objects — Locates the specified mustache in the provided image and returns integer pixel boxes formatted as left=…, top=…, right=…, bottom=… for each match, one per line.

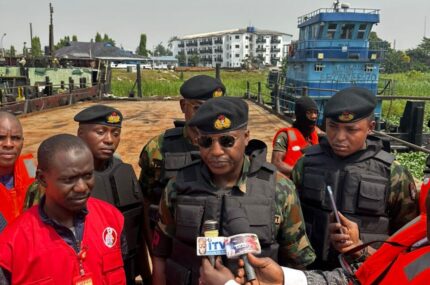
left=69, top=193, right=91, bottom=200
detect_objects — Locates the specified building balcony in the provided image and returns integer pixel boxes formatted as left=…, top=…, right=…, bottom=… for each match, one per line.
left=186, top=42, right=198, bottom=47
left=256, top=38, right=266, bottom=43
left=200, top=40, right=212, bottom=46
left=256, top=48, right=266, bottom=52
left=178, top=43, right=184, bottom=48
left=271, top=48, right=281, bottom=53
left=199, top=49, right=213, bottom=54
left=214, top=48, right=223, bottom=53
left=271, top=57, right=280, bottom=61
left=215, top=57, right=223, bottom=62
left=271, top=39, right=281, bottom=44
left=214, top=40, right=223, bottom=44
left=187, top=50, right=198, bottom=55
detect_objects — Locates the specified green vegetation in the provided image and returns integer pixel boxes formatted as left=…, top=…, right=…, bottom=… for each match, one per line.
left=394, top=151, right=428, bottom=180
left=110, top=69, right=268, bottom=98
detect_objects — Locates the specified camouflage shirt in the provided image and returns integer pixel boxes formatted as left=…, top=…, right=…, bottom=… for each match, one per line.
left=138, top=127, right=195, bottom=204
left=153, top=156, right=316, bottom=269
left=292, top=140, right=419, bottom=234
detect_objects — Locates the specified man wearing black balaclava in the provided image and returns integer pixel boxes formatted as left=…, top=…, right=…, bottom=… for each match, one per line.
left=271, top=97, right=320, bottom=176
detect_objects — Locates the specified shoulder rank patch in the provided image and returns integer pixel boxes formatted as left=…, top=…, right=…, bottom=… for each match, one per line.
left=214, top=114, right=231, bottom=130
left=338, top=111, right=354, bottom=122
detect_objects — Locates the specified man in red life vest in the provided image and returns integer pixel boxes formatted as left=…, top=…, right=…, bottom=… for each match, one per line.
left=0, top=134, right=126, bottom=284
left=0, top=111, right=35, bottom=225
left=271, top=97, right=320, bottom=177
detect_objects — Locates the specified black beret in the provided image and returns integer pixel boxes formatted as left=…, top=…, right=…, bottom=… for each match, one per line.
left=180, top=75, right=226, bottom=100
left=74, top=104, right=123, bottom=127
left=324, top=87, right=376, bottom=123
left=188, top=96, right=248, bottom=134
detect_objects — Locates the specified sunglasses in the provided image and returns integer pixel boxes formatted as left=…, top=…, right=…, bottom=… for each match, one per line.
left=197, top=135, right=237, bottom=148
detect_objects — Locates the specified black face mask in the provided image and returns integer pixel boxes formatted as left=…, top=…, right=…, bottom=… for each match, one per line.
left=294, top=97, right=318, bottom=132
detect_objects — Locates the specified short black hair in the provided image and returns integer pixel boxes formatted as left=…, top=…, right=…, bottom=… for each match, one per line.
left=37, top=134, right=91, bottom=171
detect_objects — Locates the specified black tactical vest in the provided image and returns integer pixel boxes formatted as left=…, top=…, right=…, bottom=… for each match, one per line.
left=299, top=137, right=394, bottom=270
left=91, top=157, right=144, bottom=281
left=165, top=140, right=279, bottom=285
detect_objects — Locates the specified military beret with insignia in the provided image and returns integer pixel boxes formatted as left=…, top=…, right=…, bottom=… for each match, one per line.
left=188, top=96, right=248, bottom=134
left=324, top=87, right=376, bottom=123
left=74, top=104, right=123, bottom=127
left=180, top=75, right=226, bottom=100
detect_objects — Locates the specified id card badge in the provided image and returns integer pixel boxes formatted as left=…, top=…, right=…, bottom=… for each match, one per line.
left=73, top=273, right=93, bottom=285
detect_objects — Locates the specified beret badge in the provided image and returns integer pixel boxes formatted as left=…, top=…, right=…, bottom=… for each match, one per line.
left=106, top=112, right=121, bottom=124
left=338, top=111, right=354, bottom=122
left=214, top=114, right=231, bottom=130
left=213, top=88, right=223, bottom=98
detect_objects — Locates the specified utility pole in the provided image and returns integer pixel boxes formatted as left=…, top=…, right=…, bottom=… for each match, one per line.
left=0, top=33, right=6, bottom=58
left=48, top=3, right=54, bottom=56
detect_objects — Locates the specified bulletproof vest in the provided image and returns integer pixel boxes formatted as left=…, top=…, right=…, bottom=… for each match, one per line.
left=91, top=157, right=143, bottom=257
left=166, top=141, right=279, bottom=285
left=299, top=137, right=394, bottom=270
left=154, top=127, right=199, bottom=202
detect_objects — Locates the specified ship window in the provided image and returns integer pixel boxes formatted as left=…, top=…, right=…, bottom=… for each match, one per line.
left=327, top=23, right=337, bottom=39
left=357, top=24, right=367, bottom=39
left=340, top=24, right=355, bottom=39
left=364, top=64, right=374, bottom=72
left=314, top=64, right=324, bottom=72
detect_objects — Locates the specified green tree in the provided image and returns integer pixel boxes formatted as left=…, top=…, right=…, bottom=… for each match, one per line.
left=102, top=33, right=116, bottom=46
left=176, top=50, right=186, bottom=66
left=136, top=33, right=148, bottom=56
left=72, top=35, right=78, bottom=42
left=31, top=36, right=42, bottom=57
left=406, top=37, right=430, bottom=72
left=95, top=32, right=102, bottom=42
left=54, top=36, right=71, bottom=50
left=9, top=45, right=16, bottom=57
left=153, top=42, right=173, bottom=56
left=188, top=54, right=200, bottom=66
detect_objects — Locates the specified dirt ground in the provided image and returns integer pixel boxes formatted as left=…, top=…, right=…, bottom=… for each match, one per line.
left=19, top=99, right=290, bottom=172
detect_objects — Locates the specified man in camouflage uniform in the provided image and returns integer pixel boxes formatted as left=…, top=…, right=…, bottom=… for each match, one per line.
left=152, top=97, right=315, bottom=285
left=138, top=75, right=225, bottom=232
left=291, top=87, right=418, bottom=270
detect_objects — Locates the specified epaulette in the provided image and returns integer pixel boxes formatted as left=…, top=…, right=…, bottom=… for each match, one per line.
left=164, top=127, right=183, bottom=138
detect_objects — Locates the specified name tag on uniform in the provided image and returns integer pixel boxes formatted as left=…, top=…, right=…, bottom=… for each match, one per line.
left=73, top=273, right=93, bottom=285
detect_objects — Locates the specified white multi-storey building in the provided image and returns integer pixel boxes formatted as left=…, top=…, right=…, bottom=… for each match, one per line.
left=171, top=27, right=292, bottom=68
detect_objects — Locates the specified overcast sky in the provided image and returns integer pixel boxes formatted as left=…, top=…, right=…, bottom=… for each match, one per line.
left=0, top=0, right=428, bottom=53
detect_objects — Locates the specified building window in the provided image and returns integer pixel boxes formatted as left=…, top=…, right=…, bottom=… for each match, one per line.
left=235, top=54, right=240, bottom=57
left=327, top=23, right=337, bottom=39
left=340, top=23, right=355, bottom=39
left=357, top=24, right=367, bottom=39
left=235, top=44, right=240, bottom=48
left=245, top=45, right=248, bottom=48
left=314, top=64, right=324, bottom=72
left=245, top=36, right=249, bottom=40
left=235, top=35, right=240, bottom=39
left=364, top=64, right=374, bottom=72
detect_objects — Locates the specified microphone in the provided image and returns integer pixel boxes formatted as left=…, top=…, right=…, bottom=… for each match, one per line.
left=224, top=209, right=257, bottom=282
left=203, top=220, right=219, bottom=267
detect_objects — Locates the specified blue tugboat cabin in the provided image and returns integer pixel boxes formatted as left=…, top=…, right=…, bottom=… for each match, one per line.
left=280, top=1, right=384, bottom=124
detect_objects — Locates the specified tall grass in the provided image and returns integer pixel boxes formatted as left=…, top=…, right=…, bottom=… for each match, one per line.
left=110, top=69, right=269, bottom=98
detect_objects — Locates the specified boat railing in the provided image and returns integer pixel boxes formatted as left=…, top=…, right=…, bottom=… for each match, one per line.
left=298, top=8, right=380, bottom=24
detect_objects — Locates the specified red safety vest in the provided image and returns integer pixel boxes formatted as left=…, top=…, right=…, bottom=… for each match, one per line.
left=353, top=214, right=428, bottom=285
left=0, top=198, right=126, bottom=284
left=0, top=153, right=36, bottom=224
left=272, top=127, right=319, bottom=168
left=419, top=177, right=430, bottom=214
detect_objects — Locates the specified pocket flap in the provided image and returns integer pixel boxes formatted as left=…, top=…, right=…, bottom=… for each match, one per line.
left=102, top=249, right=124, bottom=273
left=164, top=152, right=190, bottom=170
left=359, top=182, right=385, bottom=200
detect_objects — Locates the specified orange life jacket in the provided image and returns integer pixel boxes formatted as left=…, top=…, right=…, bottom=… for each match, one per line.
left=0, top=153, right=36, bottom=224
left=353, top=214, right=427, bottom=285
left=272, top=127, right=318, bottom=168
